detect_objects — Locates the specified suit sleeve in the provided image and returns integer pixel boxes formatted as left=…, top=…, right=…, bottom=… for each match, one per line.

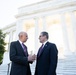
left=10, top=42, right=28, bottom=65
left=48, top=44, right=58, bottom=75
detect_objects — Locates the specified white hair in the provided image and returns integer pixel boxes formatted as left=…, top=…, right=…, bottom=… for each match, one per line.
left=18, top=32, right=27, bottom=38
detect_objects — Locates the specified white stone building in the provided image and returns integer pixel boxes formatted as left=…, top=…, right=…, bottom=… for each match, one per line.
left=1, top=0, right=76, bottom=75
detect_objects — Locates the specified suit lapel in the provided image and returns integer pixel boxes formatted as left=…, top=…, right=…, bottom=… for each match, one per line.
left=38, top=42, right=49, bottom=58
left=17, top=41, right=27, bottom=56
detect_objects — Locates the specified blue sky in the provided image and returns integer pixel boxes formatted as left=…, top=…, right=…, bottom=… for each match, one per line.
left=0, top=0, right=42, bottom=28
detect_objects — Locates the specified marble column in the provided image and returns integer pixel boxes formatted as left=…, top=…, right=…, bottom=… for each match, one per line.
left=15, top=19, right=24, bottom=40
left=70, top=11, right=76, bottom=53
left=60, top=13, right=71, bottom=56
left=9, top=31, right=13, bottom=42
left=8, top=31, right=13, bottom=51
left=42, top=16, right=47, bottom=31
left=34, top=17, right=39, bottom=54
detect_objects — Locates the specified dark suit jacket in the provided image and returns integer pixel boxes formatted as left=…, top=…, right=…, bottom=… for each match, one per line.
left=34, top=42, right=58, bottom=75
left=10, top=41, right=31, bottom=75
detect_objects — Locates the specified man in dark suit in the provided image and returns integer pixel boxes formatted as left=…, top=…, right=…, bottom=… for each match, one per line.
left=10, top=32, right=36, bottom=75
left=34, top=31, right=58, bottom=75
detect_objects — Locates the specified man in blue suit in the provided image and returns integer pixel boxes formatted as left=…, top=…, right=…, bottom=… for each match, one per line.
left=34, top=31, right=58, bottom=75
left=10, top=32, right=36, bottom=75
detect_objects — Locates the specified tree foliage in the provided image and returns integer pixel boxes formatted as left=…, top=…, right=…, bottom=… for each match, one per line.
left=0, top=29, right=6, bottom=65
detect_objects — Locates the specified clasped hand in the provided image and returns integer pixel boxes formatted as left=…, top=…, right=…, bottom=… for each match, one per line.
left=28, top=54, right=36, bottom=62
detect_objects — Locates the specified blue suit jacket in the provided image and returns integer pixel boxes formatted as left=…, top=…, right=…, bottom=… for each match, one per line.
left=35, top=42, right=58, bottom=75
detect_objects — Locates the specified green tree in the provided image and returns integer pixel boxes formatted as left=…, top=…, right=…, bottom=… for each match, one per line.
left=0, top=29, right=6, bottom=65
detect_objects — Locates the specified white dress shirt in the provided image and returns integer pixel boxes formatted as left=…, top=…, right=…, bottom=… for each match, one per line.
left=42, top=40, right=48, bottom=48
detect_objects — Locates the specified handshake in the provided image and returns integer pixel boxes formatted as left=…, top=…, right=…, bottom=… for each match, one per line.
left=28, top=54, right=37, bottom=62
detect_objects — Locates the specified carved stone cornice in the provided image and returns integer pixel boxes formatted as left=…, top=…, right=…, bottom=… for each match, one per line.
left=16, top=0, right=76, bottom=18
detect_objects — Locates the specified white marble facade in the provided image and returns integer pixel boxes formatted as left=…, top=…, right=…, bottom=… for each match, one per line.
left=2, top=0, right=76, bottom=64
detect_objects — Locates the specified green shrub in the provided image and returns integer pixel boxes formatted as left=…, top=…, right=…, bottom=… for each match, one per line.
left=0, top=29, right=6, bottom=65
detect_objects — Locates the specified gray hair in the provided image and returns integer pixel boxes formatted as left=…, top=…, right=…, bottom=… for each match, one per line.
left=41, top=31, right=49, bottom=39
left=18, top=32, right=27, bottom=37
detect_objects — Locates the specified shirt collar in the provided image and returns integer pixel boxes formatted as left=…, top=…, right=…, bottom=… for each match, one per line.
left=19, top=40, right=23, bottom=45
left=43, top=40, right=48, bottom=46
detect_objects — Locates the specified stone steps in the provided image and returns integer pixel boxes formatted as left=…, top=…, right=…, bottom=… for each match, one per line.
left=0, top=54, right=76, bottom=75
left=56, top=54, right=76, bottom=75
left=0, top=65, right=8, bottom=75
